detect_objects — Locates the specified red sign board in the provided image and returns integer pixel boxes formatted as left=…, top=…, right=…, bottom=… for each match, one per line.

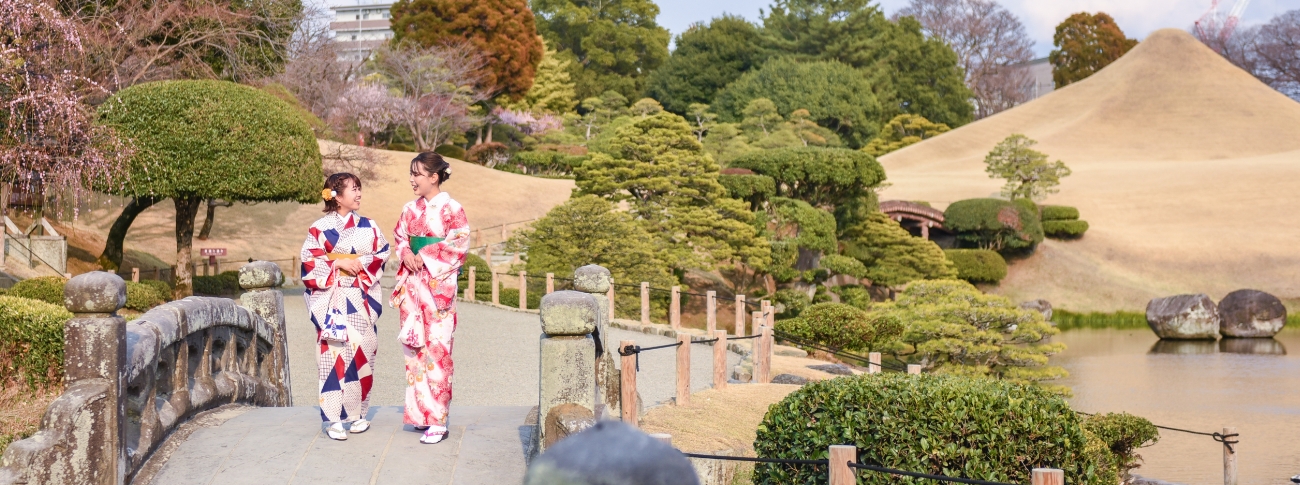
left=200, top=248, right=227, bottom=257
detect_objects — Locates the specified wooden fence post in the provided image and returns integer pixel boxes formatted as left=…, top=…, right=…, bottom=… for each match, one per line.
left=607, top=284, right=616, bottom=322
left=519, top=271, right=527, bottom=310
left=706, top=291, right=717, bottom=335
left=1223, top=426, right=1237, bottom=485
left=650, top=434, right=672, bottom=447
left=131, top=267, right=139, bottom=282
left=763, top=300, right=774, bottom=329
left=907, top=364, right=921, bottom=374
left=620, top=340, right=637, bottom=426
left=492, top=272, right=500, bottom=305
left=713, top=330, right=727, bottom=390
left=868, top=352, right=881, bottom=374
left=735, top=295, right=745, bottom=336
left=290, top=256, right=298, bottom=285
left=756, top=326, right=772, bottom=384
left=829, top=445, right=856, bottom=485
left=467, top=266, right=476, bottom=301
left=676, top=334, right=690, bottom=406
left=670, top=286, right=681, bottom=330
left=1031, top=468, right=1064, bottom=485
left=750, top=311, right=762, bottom=339
left=640, top=282, right=650, bottom=325
left=546, top=272, right=554, bottom=294
left=155, top=267, right=162, bottom=281
left=485, top=243, right=492, bottom=266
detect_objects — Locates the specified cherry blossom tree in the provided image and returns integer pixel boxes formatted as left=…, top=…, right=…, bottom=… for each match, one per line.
left=368, top=42, right=487, bottom=150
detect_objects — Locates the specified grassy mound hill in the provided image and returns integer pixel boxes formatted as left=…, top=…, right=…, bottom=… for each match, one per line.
left=878, top=29, right=1300, bottom=311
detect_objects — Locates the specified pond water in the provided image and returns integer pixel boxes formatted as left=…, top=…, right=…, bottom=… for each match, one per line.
left=1053, top=327, right=1300, bottom=485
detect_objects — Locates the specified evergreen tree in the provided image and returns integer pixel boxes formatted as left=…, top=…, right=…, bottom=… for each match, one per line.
left=862, top=114, right=950, bottom=156
left=574, top=112, right=769, bottom=272
left=531, top=0, right=671, bottom=100
left=712, top=57, right=881, bottom=147
left=391, top=0, right=545, bottom=99
left=984, top=134, right=1071, bottom=201
left=760, top=0, right=973, bottom=128
left=645, top=15, right=767, bottom=114
left=503, top=41, right=578, bottom=113
left=1049, top=12, right=1137, bottom=87
left=840, top=212, right=957, bottom=287
left=686, top=103, right=717, bottom=142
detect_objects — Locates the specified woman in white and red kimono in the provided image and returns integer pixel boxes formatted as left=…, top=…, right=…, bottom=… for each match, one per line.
left=391, top=152, right=470, bottom=444
left=301, top=172, right=390, bottom=441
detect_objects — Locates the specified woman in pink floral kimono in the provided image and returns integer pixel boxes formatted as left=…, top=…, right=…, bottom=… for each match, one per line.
left=391, top=152, right=469, bottom=444
left=301, top=172, right=390, bottom=441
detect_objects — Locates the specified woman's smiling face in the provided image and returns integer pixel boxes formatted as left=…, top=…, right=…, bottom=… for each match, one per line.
left=335, top=179, right=362, bottom=213
left=410, top=161, right=439, bottom=198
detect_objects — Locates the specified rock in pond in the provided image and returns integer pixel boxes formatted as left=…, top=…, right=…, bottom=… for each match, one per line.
left=1019, top=299, right=1053, bottom=322
left=1149, top=340, right=1218, bottom=355
left=1217, top=289, right=1287, bottom=338
left=1219, top=338, right=1287, bottom=355
left=1146, top=294, right=1220, bottom=339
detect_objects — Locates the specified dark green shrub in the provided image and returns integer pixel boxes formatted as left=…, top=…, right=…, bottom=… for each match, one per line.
left=1041, top=205, right=1080, bottom=221
left=943, top=198, right=1043, bottom=252
left=193, top=271, right=241, bottom=295
left=943, top=249, right=1008, bottom=284
left=8, top=276, right=68, bottom=306
left=125, top=282, right=166, bottom=312
left=772, top=289, right=811, bottom=318
left=1081, top=412, right=1159, bottom=482
left=507, top=151, right=588, bottom=176
left=1044, top=220, right=1089, bottom=239
left=139, top=280, right=173, bottom=302
left=0, top=296, right=73, bottom=388
left=831, top=285, right=873, bottom=310
left=774, top=302, right=897, bottom=352
left=496, top=287, right=541, bottom=310
left=729, top=147, right=885, bottom=208
left=753, top=374, right=1105, bottom=485
left=434, top=144, right=466, bottom=160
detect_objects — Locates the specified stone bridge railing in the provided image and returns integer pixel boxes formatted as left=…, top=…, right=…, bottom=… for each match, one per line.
left=0, top=261, right=291, bottom=485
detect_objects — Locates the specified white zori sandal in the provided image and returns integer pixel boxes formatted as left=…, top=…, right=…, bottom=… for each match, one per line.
left=326, top=422, right=348, bottom=441
left=420, top=426, right=448, bottom=444
left=349, top=419, right=370, bottom=434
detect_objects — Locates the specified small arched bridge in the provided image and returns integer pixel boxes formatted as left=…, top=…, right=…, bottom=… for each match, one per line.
left=0, top=262, right=737, bottom=484
left=879, top=200, right=953, bottom=247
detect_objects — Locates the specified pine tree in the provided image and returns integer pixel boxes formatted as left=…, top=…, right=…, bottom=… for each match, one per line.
left=503, top=41, right=577, bottom=113
left=862, top=114, right=951, bottom=156
left=840, top=212, right=957, bottom=287
left=983, top=134, right=1071, bottom=201
left=532, top=0, right=671, bottom=100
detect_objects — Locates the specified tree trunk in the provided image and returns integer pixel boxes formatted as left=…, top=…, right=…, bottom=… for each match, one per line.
left=486, top=123, right=494, bottom=143
left=173, top=196, right=203, bottom=299
left=198, top=198, right=231, bottom=240
left=98, top=196, right=160, bottom=271
left=0, top=184, right=8, bottom=270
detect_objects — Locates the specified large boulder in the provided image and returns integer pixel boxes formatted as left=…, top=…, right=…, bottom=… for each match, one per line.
left=1018, top=299, right=1053, bottom=322
left=1217, top=289, right=1286, bottom=338
left=1146, top=294, right=1220, bottom=339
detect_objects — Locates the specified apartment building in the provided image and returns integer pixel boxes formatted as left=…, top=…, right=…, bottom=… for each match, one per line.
left=330, top=1, right=395, bottom=62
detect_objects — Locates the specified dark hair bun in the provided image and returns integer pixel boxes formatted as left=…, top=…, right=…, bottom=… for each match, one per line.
left=412, top=152, right=451, bottom=184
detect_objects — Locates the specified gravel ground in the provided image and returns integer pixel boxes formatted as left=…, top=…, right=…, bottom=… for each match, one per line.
left=283, top=286, right=741, bottom=410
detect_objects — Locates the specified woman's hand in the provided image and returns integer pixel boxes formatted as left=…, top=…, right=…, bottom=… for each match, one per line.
left=402, top=250, right=425, bottom=272
left=335, top=258, right=363, bottom=276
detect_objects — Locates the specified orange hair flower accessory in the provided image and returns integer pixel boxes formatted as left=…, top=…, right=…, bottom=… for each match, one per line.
left=322, top=188, right=336, bottom=201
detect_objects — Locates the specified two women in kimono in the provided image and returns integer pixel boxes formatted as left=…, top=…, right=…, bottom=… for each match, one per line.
left=300, top=152, right=468, bottom=444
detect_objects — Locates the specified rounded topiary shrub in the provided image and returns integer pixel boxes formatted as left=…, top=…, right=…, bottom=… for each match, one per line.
left=193, top=271, right=241, bottom=295
left=754, top=374, right=1105, bottom=485
left=434, top=144, right=466, bottom=160
left=1041, top=205, right=1080, bottom=221
left=139, top=280, right=173, bottom=302
left=773, top=289, right=812, bottom=318
left=1080, top=412, right=1160, bottom=482
left=0, top=296, right=74, bottom=388
left=8, top=276, right=68, bottom=306
left=774, top=302, right=896, bottom=353
left=944, top=198, right=1043, bottom=252
left=1044, top=220, right=1089, bottom=239
left=944, top=249, right=1008, bottom=284
left=125, top=281, right=166, bottom=312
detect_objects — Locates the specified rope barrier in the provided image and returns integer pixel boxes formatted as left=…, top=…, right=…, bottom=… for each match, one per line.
left=608, top=282, right=763, bottom=308
left=618, top=342, right=683, bottom=371
left=848, top=462, right=1020, bottom=485
left=1073, top=411, right=1238, bottom=451
left=773, top=331, right=909, bottom=372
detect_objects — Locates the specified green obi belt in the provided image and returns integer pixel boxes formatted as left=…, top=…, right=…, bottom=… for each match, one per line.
left=410, top=236, right=444, bottom=253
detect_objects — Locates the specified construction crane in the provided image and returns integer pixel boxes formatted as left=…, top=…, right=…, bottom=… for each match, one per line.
left=1195, top=0, right=1252, bottom=42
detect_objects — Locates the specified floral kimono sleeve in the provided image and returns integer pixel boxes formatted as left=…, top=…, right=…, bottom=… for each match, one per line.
left=420, top=200, right=470, bottom=310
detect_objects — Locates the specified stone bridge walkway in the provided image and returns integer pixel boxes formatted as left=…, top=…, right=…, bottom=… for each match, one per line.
left=140, top=291, right=740, bottom=484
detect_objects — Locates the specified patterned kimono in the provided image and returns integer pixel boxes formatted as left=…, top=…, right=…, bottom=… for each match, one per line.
left=301, top=211, right=390, bottom=423
left=391, top=192, right=470, bottom=428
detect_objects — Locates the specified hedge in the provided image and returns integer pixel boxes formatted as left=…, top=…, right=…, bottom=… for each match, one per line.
left=943, top=198, right=1043, bottom=252
left=717, top=173, right=775, bottom=205
left=125, top=282, right=166, bottom=312
left=1044, top=220, right=1089, bottom=239
left=0, top=296, right=73, bottom=389
left=1041, top=205, right=1080, bottom=221
left=139, top=280, right=173, bottom=302
left=773, top=302, right=898, bottom=353
left=8, top=276, right=68, bottom=306
left=193, top=271, right=241, bottom=295
left=831, top=285, right=873, bottom=310
left=944, top=249, right=1008, bottom=284
left=753, top=374, right=1106, bottom=485
left=497, top=287, right=541, bottom=310
left=504, top=151, right=588, bottom=176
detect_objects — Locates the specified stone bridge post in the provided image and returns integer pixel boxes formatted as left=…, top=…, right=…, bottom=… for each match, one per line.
left=537, top=289, right=600, bottom=453
left=238, top=261, right=292, bottom=405
left=0, top=272, right=128, bottom=485
left=572, top=265, right=620, bottom=415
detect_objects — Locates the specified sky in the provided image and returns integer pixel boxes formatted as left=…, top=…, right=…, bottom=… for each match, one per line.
left=653, top=0, right=1297, bottom=57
